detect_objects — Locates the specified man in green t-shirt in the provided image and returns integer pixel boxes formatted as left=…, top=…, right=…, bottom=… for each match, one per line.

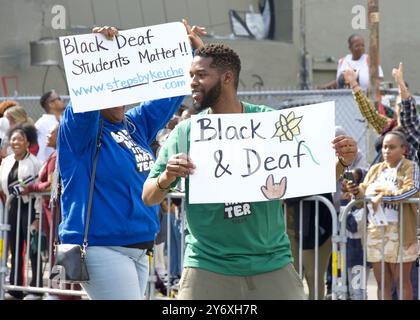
left=143, top=43, right=358, bottom=300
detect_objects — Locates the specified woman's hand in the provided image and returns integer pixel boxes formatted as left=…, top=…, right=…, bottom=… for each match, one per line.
left=165, top=153, right=196, bottom=179
left=391, top=62, right=404, bottom=86
left=342, top=69, right=359, bottom=88
left=182, top=19, right=207, bottom=50
left=371, top=193, right=383, bottom=212
left=156, top=153, right=196, bottom=190
left=374, top=185, right=389, bottom=194
left=91, top=26, right=119, bottom=40
left=19, top=186, right=30, bottom=195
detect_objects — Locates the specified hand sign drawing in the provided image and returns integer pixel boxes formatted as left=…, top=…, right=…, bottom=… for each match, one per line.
left=261, top=174, right=287, bottom=200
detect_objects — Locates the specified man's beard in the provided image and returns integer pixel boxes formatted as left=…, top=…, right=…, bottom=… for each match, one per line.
left=192, top=80, right=222, bottom=113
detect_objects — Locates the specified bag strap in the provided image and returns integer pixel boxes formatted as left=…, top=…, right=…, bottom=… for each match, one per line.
left=53, top=120, right=104, bottom=249
left=83, top=119, right=104, bottom=249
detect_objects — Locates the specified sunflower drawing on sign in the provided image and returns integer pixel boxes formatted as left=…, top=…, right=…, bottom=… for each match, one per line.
left=273, top=111, right=302, bottom=142
left=272, top=111, right=319, bottom=166
left=260, top=110, right=320, bottom=200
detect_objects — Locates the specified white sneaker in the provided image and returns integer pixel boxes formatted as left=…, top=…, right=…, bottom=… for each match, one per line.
left=23, top=293, right=44, bottom=300
left=43, top=294, right=61, bottom=300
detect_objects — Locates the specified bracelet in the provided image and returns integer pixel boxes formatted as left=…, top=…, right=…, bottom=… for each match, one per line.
left=350, top=81, right=359, bottom=90
left=156, top=174, right=171, bottom=191
left=338, top=157, right=350, bottom=168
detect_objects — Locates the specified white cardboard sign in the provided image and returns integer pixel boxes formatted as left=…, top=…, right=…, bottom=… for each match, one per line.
left=59, top=22, right=192, bottom=112
left=189, top=102, right=336, bottom=204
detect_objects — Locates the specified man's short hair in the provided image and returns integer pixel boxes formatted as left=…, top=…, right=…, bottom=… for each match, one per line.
left=195, top=43, right=241, bottom=89
left=40, top=90, right=53, bottom=112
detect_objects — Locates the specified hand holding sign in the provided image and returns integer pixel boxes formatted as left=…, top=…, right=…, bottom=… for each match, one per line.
left=60, top=20, right=207, bottom=113
left=92, top=19, right=206, bottom=49
left=260, top=174, right=287, bottom=200
left=166, top=153, right=196, bottom=179
left=92, top=26, right=119, bottom=40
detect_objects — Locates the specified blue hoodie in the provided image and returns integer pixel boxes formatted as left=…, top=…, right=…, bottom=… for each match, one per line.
left=57, top=96, right=184, bottom=246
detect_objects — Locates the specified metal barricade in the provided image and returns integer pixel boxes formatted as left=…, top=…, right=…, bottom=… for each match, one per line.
left=146, top=191, right=186, bottom=300
left=0, top=192, right=86, bottom=300
left=337, top=197, right=420, bottom=300
left=285, top=195, right=340, bottom=300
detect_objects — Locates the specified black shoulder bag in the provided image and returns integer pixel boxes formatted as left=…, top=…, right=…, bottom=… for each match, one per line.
left=51, top=120, right=103, bottom=283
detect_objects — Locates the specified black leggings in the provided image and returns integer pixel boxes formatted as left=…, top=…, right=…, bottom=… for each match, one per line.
left=8, top=198, right=42, bottom=298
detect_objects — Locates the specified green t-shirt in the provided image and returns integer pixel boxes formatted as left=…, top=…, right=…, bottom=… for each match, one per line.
left=149, top=102, right=293, bottom=276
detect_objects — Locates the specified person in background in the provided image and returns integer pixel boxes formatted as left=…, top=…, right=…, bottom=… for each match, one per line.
left=0, top=100, right=17, bottom=149
left=343, top=68, right=418, bottom=163
left=22, top=125, right=58, bottom=251
left=0, top=125, right=42, bottom=300
left=346, top=131, right=419, bottom=300
left=319, top=34, right=383, bottom=91
left=161, top=198, right=182, bottom=285
left=154, top=200, right=169, bottom=282
left=341, top=167, right=368, bottom=300
left=1, top=105, right=39, bottom=158
left=180, top=105, right=197, bottom=121
left=325, top=126, right=367, bottom=297
left=36, top=90, right=65, bottom=163
left=392, top=63, right=420, bottom=162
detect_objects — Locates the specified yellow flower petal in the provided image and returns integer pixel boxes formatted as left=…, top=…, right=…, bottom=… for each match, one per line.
left=287, top=111, right=295, bottom=122
left=273, top=127, right=283, bottom=137
left=285, top=130, right=294, bottom=140
left=291, top=126, right=300, bottom=136
left=287, top=116, right=303, bottom=130
left=280, top=114, right=288, bottom=127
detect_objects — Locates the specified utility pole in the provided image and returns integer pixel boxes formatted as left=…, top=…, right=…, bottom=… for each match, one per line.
left=299, top=0, right=309, bottom=90
left=367, top=0, right=380, bottom=164
left=367, top=0, right=380, bottom=105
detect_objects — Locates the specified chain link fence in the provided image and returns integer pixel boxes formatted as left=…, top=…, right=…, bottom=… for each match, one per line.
left=2, top=89, right=415, bottom=164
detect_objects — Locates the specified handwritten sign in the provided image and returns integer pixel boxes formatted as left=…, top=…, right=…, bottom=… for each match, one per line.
left=189, top=102, right=336, bottom=204
left=59, top=22, right=192, bottom=112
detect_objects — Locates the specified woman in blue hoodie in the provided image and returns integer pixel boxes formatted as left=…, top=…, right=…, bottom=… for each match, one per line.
left=57, top=21, right=205, bottom=300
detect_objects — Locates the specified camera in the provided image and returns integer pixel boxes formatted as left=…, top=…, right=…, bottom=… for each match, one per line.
left=342, top=171, right=355, bottom=182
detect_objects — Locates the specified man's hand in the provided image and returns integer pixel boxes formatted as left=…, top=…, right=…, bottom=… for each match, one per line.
left=332, top=135, right=357, bottom=166
left=92, top=26, right=119, bottom=40
left=182, top=19, right=207, bottom=50
left=260, top=174, right=287, bottom=200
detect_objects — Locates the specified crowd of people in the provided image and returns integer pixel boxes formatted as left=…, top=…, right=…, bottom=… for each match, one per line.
left=0, top=91, right=65, bottom=300
left=0, top=23, right=419, bottom=301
